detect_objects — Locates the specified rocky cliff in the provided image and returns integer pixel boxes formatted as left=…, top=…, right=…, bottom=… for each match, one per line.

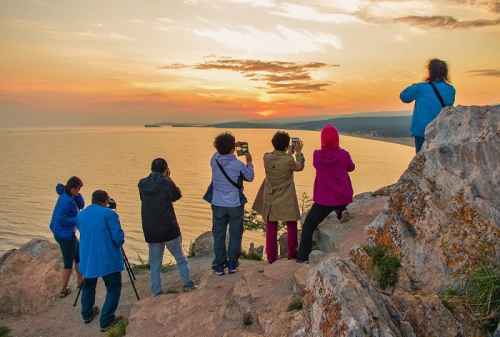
left=304, top=105, right=500, bottom=337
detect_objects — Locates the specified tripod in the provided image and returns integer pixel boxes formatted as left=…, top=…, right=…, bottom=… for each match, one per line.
left=73, top=247, right=140, bottom=307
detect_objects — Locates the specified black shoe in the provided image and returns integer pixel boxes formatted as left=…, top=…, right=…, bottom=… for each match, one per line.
left=83, top=306, right=100, bottom=324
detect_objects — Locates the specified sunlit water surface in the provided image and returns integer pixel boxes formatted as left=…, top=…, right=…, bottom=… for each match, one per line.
left=0, top=127, right=414, bottom=262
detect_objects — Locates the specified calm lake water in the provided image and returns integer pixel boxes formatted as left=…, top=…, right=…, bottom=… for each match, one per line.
left=0, top=127, right=414, bottom=261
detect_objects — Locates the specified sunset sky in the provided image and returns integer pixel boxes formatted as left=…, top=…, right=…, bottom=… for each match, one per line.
left=1, top=0, right=499, bottom=126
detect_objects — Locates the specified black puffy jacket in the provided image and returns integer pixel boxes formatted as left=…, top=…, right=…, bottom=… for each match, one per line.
left=138, top=172, right=182, bottom=243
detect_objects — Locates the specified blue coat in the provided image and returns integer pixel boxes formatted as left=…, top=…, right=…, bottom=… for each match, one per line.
left=49, top=184, right=85, bottom=239
left=77, top=204, right=124, bottom=278
left=400, top=81, right=456, bottom=137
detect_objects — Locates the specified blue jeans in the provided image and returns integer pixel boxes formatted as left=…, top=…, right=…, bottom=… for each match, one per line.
left=415, top=136, right=425, bottom=153
left=211, top=205, right=244, bottom=270
left=81, top=272, right=121, bottom=329
left=148, top=236, right=193, bottom=296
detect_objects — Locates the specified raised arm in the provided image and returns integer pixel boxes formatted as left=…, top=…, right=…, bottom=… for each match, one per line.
left=346, top=152, right=355, bottom=172
left=165, top=177, right=182, bottom=202
left=74, top=194, right=85, bottom=210
left=400, top=83, right=419, bottom=103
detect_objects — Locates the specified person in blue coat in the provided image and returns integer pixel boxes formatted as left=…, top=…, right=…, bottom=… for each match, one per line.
left=77, top=190, right=125, bottom=332
left=400, top=59, right=456, bottom=153
left=49, top=176, right=85, bottom=298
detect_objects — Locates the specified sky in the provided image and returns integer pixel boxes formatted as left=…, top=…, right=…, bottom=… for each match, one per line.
left=1, top=0, right=499, bottom=126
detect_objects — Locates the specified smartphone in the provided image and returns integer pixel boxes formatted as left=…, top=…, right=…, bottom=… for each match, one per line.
left=236, top=142, right=249, bottom=156
left=291, top=137, right=300, bottom=150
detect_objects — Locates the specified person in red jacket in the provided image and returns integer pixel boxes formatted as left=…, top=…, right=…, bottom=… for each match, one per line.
left=297, top=124, right=355, bottom=263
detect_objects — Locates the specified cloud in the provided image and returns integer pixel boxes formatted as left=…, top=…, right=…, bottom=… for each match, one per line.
left=467, top=68, right=500, bottom=77
left=76, top=31, right=135, bottom=41
left=160, top=57, right=337, bottom=94
left=271, top=3, right=361, bottom=23
left=193, top=24, right=342, bottom=55
left=394, top=15, right=500, bottom=28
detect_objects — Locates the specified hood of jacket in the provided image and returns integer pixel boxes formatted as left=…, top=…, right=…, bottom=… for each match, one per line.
left=56, top=183, right=65, bottom=195
left=321, top=124, right=339, bottom=150
left=138, top=172, right=165, bottom=195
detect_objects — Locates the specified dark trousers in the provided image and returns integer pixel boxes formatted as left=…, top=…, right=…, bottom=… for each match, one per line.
left=81, top=272, right=122, bottom=329
left=211, top=205, right=244, bottom=270
left=297, top=203, right=346, bottom=261
left=415, top=136, right=425, bottom=153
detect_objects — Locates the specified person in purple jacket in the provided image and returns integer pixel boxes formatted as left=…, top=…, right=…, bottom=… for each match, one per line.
left=297, top=124, right=355, bottom=263
left=49, top=176, right=85, bottom=297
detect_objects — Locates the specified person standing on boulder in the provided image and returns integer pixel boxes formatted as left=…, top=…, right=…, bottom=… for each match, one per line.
left=252, top=131, right=305, bottom=264
left=77, top=190, right=125, bottom=332
left=297, top=124, right=355, bottom=263
left=400, top=58, right=456, bottom=153
left=205, top=132, right=254, bottom=275
left=49, top=176, right=85, bottom=298
left=138, top=158, right=195, bottom=296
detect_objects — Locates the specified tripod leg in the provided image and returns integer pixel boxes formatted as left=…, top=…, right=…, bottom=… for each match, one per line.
left=125, top=264, right=140, bottom=301
left=73, top=285, right=82, bottom=307
left=121, top=248, right=136, bottom=280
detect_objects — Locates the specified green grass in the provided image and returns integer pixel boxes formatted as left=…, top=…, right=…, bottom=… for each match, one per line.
left=241, top=250, right=263, bottom=261
left=132, top=254, right=175, bottom=273
left=363, top=245, right=401, bottom=289
left=0, top=326, right=11, bottom=337
left=105, top=319, right=128, bottom=337
left=440, top=263, right=500, bottom=334
left=287, top=296, right=303, bottom=312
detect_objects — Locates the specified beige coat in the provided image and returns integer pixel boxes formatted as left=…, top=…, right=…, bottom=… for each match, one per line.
left=252, top=150, right=305, bottom=222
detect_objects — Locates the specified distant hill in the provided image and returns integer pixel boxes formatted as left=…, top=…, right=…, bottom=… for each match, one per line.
left=211, top=116, right=411, bottom=138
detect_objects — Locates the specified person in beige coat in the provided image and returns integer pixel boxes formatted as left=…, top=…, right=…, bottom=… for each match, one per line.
left=252, top=131, right=305, bottom=263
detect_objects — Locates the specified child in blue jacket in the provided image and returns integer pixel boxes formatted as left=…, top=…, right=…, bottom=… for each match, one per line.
left=49, top=176, right=85, bottom=298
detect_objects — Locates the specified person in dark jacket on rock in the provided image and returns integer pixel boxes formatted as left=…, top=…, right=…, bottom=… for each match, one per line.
left=49, top=176, right=85, bottom=298
left=138, top=158, right=194, bottom=296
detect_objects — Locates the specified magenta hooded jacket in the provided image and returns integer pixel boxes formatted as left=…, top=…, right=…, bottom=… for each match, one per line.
left=313, top=124, right=355, bottom=206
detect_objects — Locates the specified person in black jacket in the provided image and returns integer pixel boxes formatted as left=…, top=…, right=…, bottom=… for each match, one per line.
left=138, top=158, right=194, bottom=296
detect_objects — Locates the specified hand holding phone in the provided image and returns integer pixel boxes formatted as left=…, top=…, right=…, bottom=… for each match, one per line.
left=236, top=142, right=249, bottom=156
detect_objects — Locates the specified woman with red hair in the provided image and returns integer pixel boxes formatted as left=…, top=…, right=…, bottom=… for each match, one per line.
left=297, top=124, right=355, bottom=263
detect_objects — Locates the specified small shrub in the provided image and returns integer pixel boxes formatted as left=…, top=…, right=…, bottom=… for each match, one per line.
left=0, top=326, right=11, bottom=337
left=287, top=296, right=303, bottom=312
left=243, top=209, right=266, bottom=231
left=363, top=245, right=401, bottom=289
left=440, top=262, right=500, bottom=334
left=241, top=250, right=263, bottom=261
left=299, top=192, right=313, bottom=215
left=106, top=319, right=128, bottom=337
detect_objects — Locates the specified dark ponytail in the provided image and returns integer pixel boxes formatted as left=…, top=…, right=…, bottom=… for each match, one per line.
left=65, top=176, right=83, bottom=194
left=426, top=59, right=449, bottom=83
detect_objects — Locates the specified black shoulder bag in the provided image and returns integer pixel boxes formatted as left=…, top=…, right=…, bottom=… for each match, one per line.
left=429, top=82, right=446, bottom=108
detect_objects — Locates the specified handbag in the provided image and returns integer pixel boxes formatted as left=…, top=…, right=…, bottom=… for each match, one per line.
left=203, top=160, right=247, bottom=204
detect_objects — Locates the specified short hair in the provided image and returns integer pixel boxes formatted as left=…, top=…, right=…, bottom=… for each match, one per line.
left=427, top=59, right=449, bottom=82
left=92, top=190, right=109, bottom=205
left=214, top=132, right=236, bottom=155
left=65, top=176, right=83, bottom=194
left=272, top=131, right=290, bottom=151
left=151, top=158, right=168, bottom=173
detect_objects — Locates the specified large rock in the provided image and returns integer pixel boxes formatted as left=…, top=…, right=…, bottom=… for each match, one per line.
left=368, top=105, right=500, bottom=292
left=313, top=192, right=388, bottom=257
left=0, top=239, right=63, bottom=315
left=127, top=260, right=306, bottom=337
left=304, top=105, right=500, bottom=337
left=190, top=231, right=213, bottom=257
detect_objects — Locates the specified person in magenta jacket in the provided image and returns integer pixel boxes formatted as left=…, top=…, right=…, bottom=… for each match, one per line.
left=297, top=124, right=355, bottom=262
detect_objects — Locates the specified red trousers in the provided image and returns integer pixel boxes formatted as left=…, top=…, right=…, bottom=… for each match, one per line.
left=265, top=221, right=298, bottom=264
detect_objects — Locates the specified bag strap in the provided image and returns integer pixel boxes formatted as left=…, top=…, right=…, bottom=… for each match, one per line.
left=216, top=160, right=242, bottom=190
left=429, top=82, right=446, bottom=108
